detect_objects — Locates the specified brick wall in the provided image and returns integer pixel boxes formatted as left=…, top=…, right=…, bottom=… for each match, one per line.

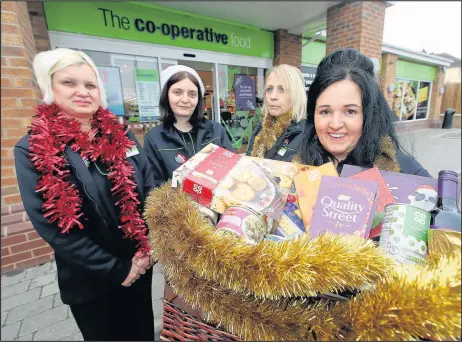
left=326, top=1, right=385, bottom=61
left=1, top=1, right=54, bottom=273
left=273, top=29, right=302, bottom=68
left=26, top=2, right=51, bottom=53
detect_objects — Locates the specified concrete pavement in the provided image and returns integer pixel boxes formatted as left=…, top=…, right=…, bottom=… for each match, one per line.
left=1, top=127, right=460, bottom=341
left=1, top=261, right=164, bottom=341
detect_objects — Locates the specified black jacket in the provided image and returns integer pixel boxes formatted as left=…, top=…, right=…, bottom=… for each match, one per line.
left=334, top=150, right=432, bottom=177
left=144, top=119, right=233, bottom=184
left=246, top=120, right=306, bottom=162
left=14, top=130, right=156, bottom=305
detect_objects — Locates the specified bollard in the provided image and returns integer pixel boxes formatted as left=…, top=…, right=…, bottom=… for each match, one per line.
left=442, top=108, right=456, bottom=129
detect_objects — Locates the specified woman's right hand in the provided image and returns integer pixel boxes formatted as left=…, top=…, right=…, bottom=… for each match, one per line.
left=121, top=260, right=146, bottom=287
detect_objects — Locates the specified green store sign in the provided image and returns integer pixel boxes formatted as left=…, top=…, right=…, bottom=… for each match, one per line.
left=44, top=2, right=274, bottom=59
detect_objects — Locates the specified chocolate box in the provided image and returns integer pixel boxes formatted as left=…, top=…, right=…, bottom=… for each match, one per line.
left=294, top=162, right=339, bottom=232
left=340, top=165, right=438, bottom=213
left=309, top=176, right=378, bottom=239
left=348, top=167, right=396, bottom=239
left=171, top=144, right=299, bottom=220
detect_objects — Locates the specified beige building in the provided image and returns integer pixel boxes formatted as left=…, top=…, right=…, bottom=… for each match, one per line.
left=435, top=53, right=461, bottom=83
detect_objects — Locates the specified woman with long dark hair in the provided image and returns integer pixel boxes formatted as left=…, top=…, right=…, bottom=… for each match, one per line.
left=144, top=65, right=233, bottom=184
left=300, top=49, right=430, bottom=176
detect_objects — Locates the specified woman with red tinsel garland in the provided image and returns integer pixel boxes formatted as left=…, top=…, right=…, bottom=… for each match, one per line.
left=14, top=48, right=155, bottom=341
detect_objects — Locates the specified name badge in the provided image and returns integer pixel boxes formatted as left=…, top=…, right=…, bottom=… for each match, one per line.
left=277, top=147, right=287, bottom=157
left=81, top=156, right=90, bottom=168
left=126, top=146, right=140, bottom=158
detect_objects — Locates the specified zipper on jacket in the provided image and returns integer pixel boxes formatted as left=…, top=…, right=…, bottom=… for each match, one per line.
left=66, top=156, right=108, bottom=228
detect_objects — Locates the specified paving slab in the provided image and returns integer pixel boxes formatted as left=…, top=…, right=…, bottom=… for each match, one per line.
left=2, top=269, right=27, bottom=288
left=1, top=321, right=21, bottom=340
left=2, top=280, right=31, bottom=300
left=15, top=333, right=33, bottom=341
left=40, top=281, right=60, bottom=298
left=2, top=288, right=41, bottom=312
left=53, top=293, right=64, bottom=308
left=19, top=304, right=68, bottom=336
left=29, top=274, right=56, bottom=290
left=60, top=332, right=83, bottom=341
left=6, top=297, right=54, bottom=325
left=25, top=264, right=52, bottom=280
left=32, top=318, right=79, bottom=341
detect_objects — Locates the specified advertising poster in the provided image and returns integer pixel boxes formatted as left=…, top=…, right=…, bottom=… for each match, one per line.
left=96, top=66, right=125, bottom=116
left=391, top=79, right=418, bottom=120
left=416, top=81, right=430, bottom=119
left=134, top=69, right=160, bottom=122
left=302, top=66, right=317, bottom=91
left=234, top=74, right=256, bottom=111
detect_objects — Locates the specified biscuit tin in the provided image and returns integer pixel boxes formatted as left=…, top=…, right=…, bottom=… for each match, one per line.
left=378, top=203, right=430, bottom=265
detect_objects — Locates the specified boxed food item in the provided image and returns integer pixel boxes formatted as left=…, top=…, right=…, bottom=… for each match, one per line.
left=172, top=144, right=299, bottom=220
left=294, top=162, right=339, bottom=232
left=348, top=167, right=396, bottom=239
left=340, top=165, right=437, bottom=212
left=274, top=201, right=305, bottom=239
left=309, top=176, right=378, bottom=239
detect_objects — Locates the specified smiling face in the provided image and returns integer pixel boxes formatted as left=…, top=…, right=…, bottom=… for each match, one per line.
left=51, top=63, right=100, bottom=121
left=265, top=72, right=293, bottom=117
left=168, top=77, right=199, bottom=119
left=314, top=79, right=364, bottom=162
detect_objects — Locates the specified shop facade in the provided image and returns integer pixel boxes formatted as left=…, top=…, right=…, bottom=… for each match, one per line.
left=301, top=38, right=453, bottom=130
left=0, top=0, right=402, bottom=271
left=44, top=2, right=276, bottom=151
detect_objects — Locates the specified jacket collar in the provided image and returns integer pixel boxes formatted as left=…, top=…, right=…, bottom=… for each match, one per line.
left=161, top=119, right=213, bottom=139
left=325, top=136, right=401, bottom=173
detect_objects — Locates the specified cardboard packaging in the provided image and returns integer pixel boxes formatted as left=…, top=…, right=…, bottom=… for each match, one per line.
left=348, top=167, right=396, bottom=238
left=294, top=162, right=339, bottom=232
left=309, top=176, right=379, bottom=239
left=172, top=144, right=299, bottom=220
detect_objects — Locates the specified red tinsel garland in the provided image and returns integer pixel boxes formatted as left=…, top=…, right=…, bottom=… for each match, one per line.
left=28, top=103, right=150, bottom=257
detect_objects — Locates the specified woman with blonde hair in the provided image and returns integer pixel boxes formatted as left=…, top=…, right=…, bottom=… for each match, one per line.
left=246, top=64, right=307, bottom=162
left=14, top=48, right=155, bottom=340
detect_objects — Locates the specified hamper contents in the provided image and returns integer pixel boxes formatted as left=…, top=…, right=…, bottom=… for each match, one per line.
left=309, top=176, right=378, bottom=239
left=348, top=167, right=396, bottom=239
left=294, top=162, right=339, bottom=231
left=172, top=144, right=299, bottom=220
left=429, top=170, right=461, bottom=232
left=215, top=206, right=268, bottom=245
left=340, top=165, right=437, bottom=211
left=378, top=203, right=430, bottom=265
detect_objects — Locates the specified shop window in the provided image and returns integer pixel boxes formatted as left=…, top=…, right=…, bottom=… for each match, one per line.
left=391, top=78, right=431, bottom=121
left=83, top=50, right=160, bottom=123
left=217, top=65, right=264, bottom=150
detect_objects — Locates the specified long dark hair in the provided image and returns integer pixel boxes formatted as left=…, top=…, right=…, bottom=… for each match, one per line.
left=301, top=60, right=401, bottom=167
left=159, top=71, right=204, bottom=127
left=317, top=48, right=375, bottom=76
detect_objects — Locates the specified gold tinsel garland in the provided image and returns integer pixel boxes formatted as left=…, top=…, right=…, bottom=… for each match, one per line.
left=145, top=185, right=461, bottom=341
left=248, top=110, right=293, bottom=158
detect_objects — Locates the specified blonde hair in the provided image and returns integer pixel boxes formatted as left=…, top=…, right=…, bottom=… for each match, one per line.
left=262, top=64, right=307, bottom=122
left=33, top=48, right=107, bottom=108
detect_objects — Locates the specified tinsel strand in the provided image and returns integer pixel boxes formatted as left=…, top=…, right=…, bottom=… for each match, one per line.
left=144, top=184, right=462, bottom=341
left=28, top=103, right=150, bottom=256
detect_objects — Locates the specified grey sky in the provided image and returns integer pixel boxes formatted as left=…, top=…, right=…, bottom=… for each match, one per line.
left=383, top=1, right=461, bottom=59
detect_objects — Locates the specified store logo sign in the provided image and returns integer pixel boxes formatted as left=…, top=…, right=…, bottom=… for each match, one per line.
left=98, top=8, right=252, bottom=49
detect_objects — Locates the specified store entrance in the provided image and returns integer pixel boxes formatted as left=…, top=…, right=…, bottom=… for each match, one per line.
left=161, top=60, right=216, bottom=122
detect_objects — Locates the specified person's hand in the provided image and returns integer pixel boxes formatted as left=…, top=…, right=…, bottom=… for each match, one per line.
left=133, top=255, right=151, bottom=271
left=121, top=260, right=145, bottom=287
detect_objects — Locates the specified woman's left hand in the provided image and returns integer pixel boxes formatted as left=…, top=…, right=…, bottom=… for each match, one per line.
left=133, top=255, right=154, bottom=270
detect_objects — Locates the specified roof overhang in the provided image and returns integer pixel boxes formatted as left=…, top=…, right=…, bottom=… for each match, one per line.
left=150, top=1, right=341, bottom=37
left=382, top=43, right=454, bottom=67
